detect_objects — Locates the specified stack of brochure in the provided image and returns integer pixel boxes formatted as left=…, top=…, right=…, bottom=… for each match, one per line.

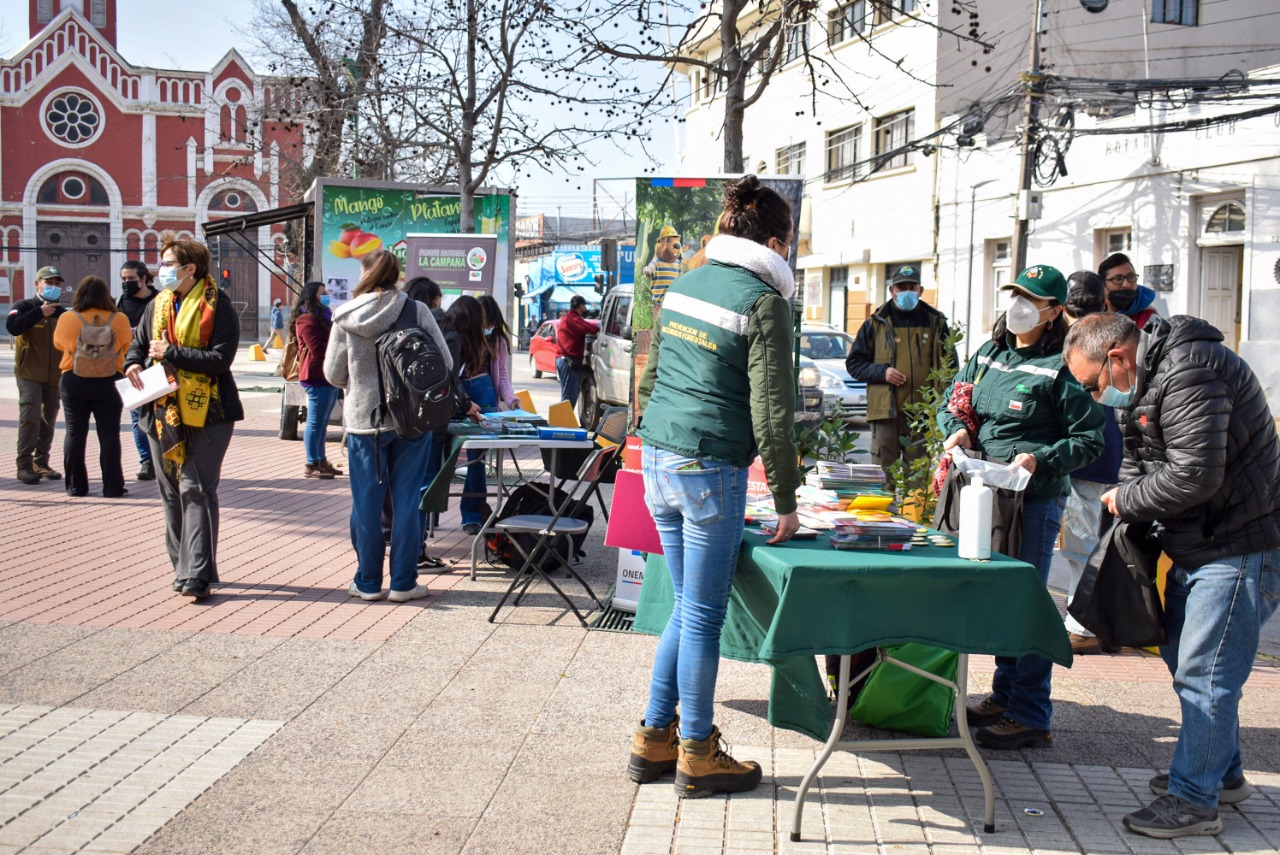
left=829, top=520, right=917, bottom=551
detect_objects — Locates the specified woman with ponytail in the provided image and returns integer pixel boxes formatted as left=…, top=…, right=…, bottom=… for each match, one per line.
left=124, top=232, right=244, bottom=600
left=628, top=175, right=800, bottom=798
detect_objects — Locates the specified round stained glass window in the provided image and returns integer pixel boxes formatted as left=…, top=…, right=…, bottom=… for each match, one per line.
left=43, top=90, right=103, bottom=147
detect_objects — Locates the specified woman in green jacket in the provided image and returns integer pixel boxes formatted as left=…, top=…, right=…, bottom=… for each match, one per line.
left=938, top=264, right=1104, bottom=750
left=627, top=175, right=800, bottom=798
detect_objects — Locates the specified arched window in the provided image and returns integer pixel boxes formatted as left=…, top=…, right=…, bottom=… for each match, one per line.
left=208, top=188, right=259, bottom=214
left=1205, top=202, right=1245, bottom=234
left=37, top=172, right=110, bottom=206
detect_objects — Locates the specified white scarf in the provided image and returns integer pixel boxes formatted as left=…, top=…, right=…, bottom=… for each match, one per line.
left=703, top=234, right=797, bottom=302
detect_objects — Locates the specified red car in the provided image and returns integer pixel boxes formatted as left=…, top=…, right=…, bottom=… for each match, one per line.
left=528, top=320, right=558, bottom=378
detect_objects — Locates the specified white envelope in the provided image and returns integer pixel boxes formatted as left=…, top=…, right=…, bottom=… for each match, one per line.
left=115, top=364, right=178, bottom=410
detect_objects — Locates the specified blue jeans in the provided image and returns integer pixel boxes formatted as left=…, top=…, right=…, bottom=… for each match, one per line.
left=304, top=385, right=340, bottom=465
left=990, top=495, right=1066, bottom=732
left=130, top=408, right=151, bottom=464
left=642, top=446, right=749, bottom=742
left=555, top=356, right=581, bottom=406
left=1162, top=547, right=1280, bottom=808
left=460, top=375, right=499, bottom=527
left=347, top=431, right=431, bottom=594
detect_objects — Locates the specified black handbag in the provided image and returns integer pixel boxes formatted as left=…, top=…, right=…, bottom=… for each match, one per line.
left=1067, top=519, right=1166, bottom=652
left=932, top=451, right=1025, bottom=559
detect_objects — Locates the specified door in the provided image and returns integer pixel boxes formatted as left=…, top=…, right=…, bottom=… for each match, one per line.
left=212, top=232, right=261, bottom=338
left=598, top=291, right=633, bottom=405
left=1200, top=246, right=1242, bottom=350
left=35, top=220, right=110, bottom=304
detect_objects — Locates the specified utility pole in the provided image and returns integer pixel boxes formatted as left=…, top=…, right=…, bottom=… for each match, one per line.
left=1011, top=0, right=1046, bottom=275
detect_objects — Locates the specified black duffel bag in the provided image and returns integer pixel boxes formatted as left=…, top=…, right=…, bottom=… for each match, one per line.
left=1068, top=519, right=1166, bottom=652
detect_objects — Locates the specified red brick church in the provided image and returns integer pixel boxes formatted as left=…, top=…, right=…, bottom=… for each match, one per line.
left=0, top=0, right=303, bottom=335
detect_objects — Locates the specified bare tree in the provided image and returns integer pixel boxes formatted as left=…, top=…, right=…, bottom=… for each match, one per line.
left=563, top=0, right=993, bottom=173
left=384, top=0, right=655, bottom=226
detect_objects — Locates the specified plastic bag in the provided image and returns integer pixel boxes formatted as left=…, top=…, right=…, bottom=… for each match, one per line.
left=848, top=644, right=959, bottom=737
left=948, top=447, right=1032, bottom=492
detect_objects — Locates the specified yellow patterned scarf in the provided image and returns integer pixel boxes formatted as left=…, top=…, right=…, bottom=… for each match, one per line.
left=151, top=278, right=219, bottom=467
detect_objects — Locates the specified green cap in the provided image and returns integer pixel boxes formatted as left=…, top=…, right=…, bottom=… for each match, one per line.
left=36, top=266, right=63, bottom=282
left=1003, top=264, right=1067, bottom=304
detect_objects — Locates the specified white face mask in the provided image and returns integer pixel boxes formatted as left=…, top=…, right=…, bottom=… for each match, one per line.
left=1006, top=295, right=1048, bottom=336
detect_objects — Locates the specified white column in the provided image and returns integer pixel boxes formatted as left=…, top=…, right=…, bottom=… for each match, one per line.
left=185, top=137, right=197, bottom=210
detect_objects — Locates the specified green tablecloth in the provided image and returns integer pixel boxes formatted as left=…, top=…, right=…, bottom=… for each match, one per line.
left=633, top=529, right=1073, bottom=742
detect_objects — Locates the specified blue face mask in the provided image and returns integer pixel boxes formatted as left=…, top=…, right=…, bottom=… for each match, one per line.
left=894, top=290, right=920, bottom=311
left=319, top=295, right=331, bottom=308
left=157, top=266, right=182, bottom=290
left=40, top=285, right=62, bottom=302
left=483, top=326, right=494, bottom=336
left=1097, top=358, right=1134, bottom=408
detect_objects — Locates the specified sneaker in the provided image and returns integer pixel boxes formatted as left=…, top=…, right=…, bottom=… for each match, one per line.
left=17, top=469, right=41, bottom=485
left=304, top=463, right=334, bottom=480
left=965, top=694, right=1008, bottom=727
left=417, top=549, right=446, bottom=570
left=975, top=718, right=1052, bottom=749
left=348, top=582, right=387, bottom=602
left=628, top=715, right=679, bottom=783
left=318, top=459, right=344, bottom=476
left=1149, top=773, right=1253, bottom=805
left=674, top=726, right=762, bottom=798
left=1069, top=632, right=1102, bottom=655
left=388, top=584, right=429, bottom=603
left=1123, top=794, right=1221, bottom=839
left=137, top=460, right=156, bottom=481
left=33, top=463, right=61, bottom=480
left=462, top=523, right=482, bottom=535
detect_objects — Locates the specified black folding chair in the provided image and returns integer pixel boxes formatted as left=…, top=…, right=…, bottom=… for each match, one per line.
left=488, top=443, right=622, bottom=626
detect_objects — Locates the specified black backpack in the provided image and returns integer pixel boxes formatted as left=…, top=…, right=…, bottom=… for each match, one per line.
left=485, top=482, right=595, bottom=572
left=373, top=300, right=455, bottom=439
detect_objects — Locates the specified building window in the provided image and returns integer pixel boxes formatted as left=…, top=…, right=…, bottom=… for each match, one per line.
left=777, top=142, right=806, bottom=176
left=37, top=0, right=54, bottom=24
left=1105, top=229, right=1132, bottom=254
left=828, top=1, right=867, bottom=45
left=89, top=0, right=108, bottom=26
left=873, top=0, right=918, bottom=25
left=1205, top=202, right=1245, bottom=234
left=873, top=109, right=914, bottom=172
left=1152, top=0, right=1197, bottom=26
left=825, top=125, right=861, bottom=183
left=784, top=21, right=809, bottom=64
left=37, top=172, right=110, bottom=206
left=42, top=90, right=104, bottom=147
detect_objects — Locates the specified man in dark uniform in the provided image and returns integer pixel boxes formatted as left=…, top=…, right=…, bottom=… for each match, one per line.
left=846, top=264, right=953, bottom=474
left=6, top=266, right=68, bottom=484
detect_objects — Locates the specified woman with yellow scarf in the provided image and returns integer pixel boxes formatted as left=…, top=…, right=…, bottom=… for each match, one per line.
left=124, top=233, right=244, bottom=600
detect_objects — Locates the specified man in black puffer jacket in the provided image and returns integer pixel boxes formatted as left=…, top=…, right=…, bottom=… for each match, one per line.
left=1064, top=313, right=1280, bottom=841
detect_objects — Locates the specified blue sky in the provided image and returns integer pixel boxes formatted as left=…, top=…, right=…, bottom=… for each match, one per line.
left=0, top=0, right=677, bottom=221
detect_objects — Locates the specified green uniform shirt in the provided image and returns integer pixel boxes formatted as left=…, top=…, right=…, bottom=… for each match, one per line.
left=937, top=337, right=1104, bottom=500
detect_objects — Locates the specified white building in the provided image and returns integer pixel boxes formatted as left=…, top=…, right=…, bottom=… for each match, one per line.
left=675, top=0, right=1280, bottom=391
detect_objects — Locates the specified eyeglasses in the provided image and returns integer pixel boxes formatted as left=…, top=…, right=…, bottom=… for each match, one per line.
left=1080, top=341, right=1118, bottom=394
left=1105, top=272, right=1139, bottom=287
left=158, top=260, right=186, bottom=269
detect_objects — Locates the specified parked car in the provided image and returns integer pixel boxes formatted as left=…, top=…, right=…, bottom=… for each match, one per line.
left=581, top=283, right=826, bottom=427
left=528, top=320, right=558, bottom=378
left=796, top=326, right=867, bottom=422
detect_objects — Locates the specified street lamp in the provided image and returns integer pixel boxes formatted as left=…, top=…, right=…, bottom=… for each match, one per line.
left=966, top=179, right=999, bottom=345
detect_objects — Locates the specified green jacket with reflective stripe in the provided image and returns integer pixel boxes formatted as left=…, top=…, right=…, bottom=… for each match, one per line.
left=937, top=337, right=1104, bottom=500
left=637, top=261, right=801, bottom=514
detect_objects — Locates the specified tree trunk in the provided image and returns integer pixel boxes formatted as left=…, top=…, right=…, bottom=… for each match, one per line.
left=720, top=6, right=746, bottom=173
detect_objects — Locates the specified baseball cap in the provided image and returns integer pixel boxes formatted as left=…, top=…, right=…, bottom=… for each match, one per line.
left=273, top=298, right=283, bottom=306
left=36, top=266, right=63, bottom=282
left=1003, top=264, right=1067, bottom=304
left=888, top=264, right=921, bottom=287
left=569, top=295, right=588, bottom=309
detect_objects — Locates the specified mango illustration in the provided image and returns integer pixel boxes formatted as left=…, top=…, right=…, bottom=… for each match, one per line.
left=329, top=240, right=352, bottom=258
left=349, top=232, right=382, bottom=257
left=338, top=224, right=362, bottom=245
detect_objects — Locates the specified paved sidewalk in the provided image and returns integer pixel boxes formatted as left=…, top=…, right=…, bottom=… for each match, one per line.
left=1, top=349, right=1279, bottom=854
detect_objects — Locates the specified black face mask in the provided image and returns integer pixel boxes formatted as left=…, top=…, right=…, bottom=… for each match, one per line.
left=122, top=281, right=141, bottom=297
left=1107, top=288, right=1137, bottom=311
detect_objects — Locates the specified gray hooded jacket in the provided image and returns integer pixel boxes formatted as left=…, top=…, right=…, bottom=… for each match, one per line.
left=324, top=290, right=451, bottom=434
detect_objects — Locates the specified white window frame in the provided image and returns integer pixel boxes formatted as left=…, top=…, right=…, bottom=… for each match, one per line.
left=784, top=21, right=809, bottom=65
left=776, top=142, right=806, bottom=176
left=873, top=109, right=914, bottom=172
left=828, top=1, right=867, bottom=45
left=824, top=124, right=861, bottom=184
left=1152, top=0, right=1197, bottom=26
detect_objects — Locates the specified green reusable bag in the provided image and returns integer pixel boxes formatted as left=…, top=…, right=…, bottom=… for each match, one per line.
left=847, top=643, right=959, bottom=737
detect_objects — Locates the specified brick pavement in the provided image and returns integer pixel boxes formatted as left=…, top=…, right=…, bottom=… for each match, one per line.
left=2, top=350, right=1280, bottom=854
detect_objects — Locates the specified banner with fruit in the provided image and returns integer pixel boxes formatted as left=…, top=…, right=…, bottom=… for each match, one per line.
left=312, top=180, right=511, bottom=307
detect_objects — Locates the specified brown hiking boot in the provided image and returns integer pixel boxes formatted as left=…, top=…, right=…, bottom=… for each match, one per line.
left=674, top=726, right=761, bottom=798
left=965, top=694, right=1008, bottom=727
left=627, top=715, right=679, bottom=783
left=304, top=463, right=334, bottom=479
left=318, top=459, right=344, bottom=476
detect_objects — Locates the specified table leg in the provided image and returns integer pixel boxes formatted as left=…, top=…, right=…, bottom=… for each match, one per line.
left=790, top=654, right=851, bottom=842
left=953, top=653, right=996, bottom=834
left=470, top=450, right=506, bottom=580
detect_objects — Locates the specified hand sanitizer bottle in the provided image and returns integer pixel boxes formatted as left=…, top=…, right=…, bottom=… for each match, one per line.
left=958, top=476, right=993, bottom=560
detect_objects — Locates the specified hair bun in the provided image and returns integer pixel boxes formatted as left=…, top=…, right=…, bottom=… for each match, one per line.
left=723, top=174, right=762, bottom=213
